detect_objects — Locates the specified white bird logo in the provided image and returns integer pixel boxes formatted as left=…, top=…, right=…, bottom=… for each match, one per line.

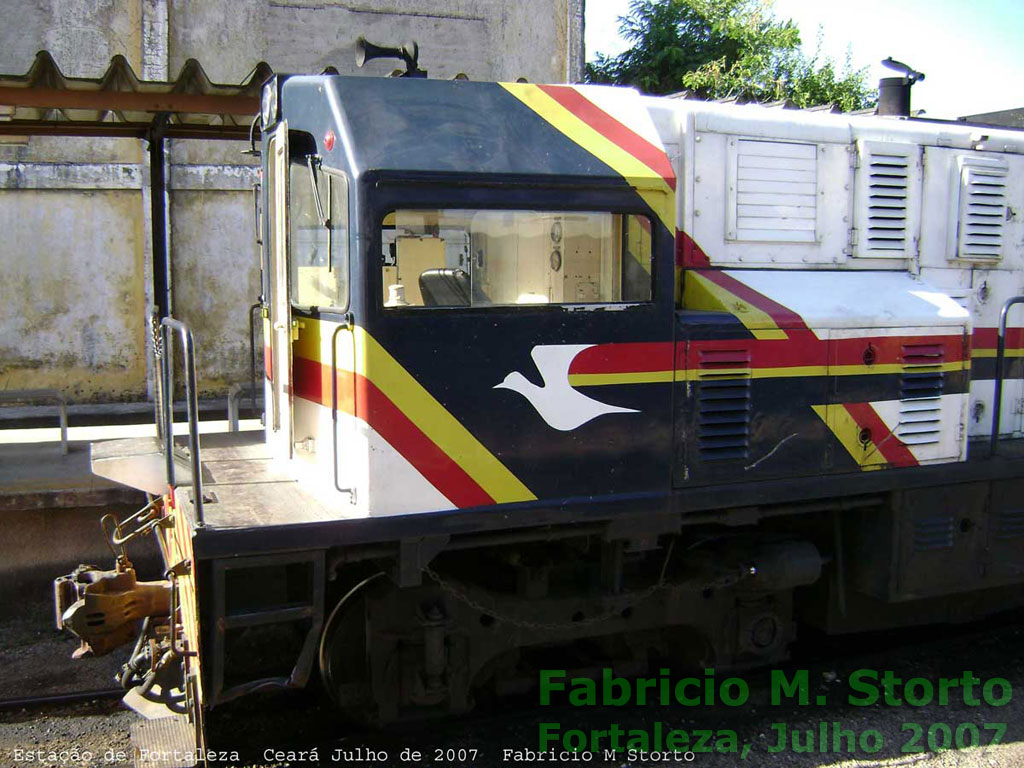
left=494, top=344, right=639, bottom=431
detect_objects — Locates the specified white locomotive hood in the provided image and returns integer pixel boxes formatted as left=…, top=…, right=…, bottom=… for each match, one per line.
left=723, top=269, right=971, bottom=331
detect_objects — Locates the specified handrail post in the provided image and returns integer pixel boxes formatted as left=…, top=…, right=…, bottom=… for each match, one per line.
left=331, top=318, right=356, bottom=502
left=227, top=384, right=242, bottom=433
left=249, top=302, right=262, bottom=419
left=0, top=389, right=68, bottom=454
left=990, top=296, right=1024, bottom=456
left=227, top=382, right=262, bottom=432
left=56, top=396, right=68, bottom=455
left=160, top=317, right=205, bottom=526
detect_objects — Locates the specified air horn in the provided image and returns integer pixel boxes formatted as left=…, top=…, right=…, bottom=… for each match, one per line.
left=355, top=37, right=426, bottom=78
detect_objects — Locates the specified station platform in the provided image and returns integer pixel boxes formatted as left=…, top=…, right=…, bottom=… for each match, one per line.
left=0, top=441, right=143, bottom=512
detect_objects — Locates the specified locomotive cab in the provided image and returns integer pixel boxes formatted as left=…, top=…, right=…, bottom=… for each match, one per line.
left=260, top=74, right=680, bottom=517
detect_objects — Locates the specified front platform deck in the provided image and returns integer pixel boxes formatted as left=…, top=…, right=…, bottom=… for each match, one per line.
left=92, top=431, right=356, bottom=527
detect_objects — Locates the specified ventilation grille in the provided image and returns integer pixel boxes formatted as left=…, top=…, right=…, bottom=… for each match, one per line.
left=912, top=513, right=955, bottom=552
left=958, top=162, right=1008, bottom=260
left=865, top=151, right=911, bottom=252
left=697, top=349, right=751, bottom=461
left=996, top=508, right=1024, bottom=540
left=732, top=140, right=816, bottom=243
left=897, top=343, right=944, bottom=446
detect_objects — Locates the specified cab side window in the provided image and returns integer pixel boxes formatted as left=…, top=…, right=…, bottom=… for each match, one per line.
left=381, top=209, right=652, bottom=308
left=289, top=162, right=349, bottom=310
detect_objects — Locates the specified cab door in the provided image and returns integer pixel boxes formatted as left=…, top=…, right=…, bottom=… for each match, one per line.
left=368, top=184, right=676, bottom=513
left=265, top=122, right=293, bottom=460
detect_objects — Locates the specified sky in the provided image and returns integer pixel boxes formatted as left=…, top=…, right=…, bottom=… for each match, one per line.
left=584, top=0, right=1024, bottom=119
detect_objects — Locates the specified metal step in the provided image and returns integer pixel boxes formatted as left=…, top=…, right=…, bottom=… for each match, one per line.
left=131, top=715, right=198, bottom=768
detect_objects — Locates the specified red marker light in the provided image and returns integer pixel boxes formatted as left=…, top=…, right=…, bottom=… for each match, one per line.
left=324, top=131, right=336, bottom=152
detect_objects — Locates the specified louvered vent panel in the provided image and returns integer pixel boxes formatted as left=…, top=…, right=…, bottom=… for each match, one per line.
left=958, top=163, right=1008, bottom=260
left=697, top=348, right=751, bottom=461
left=996, top=508, right=1024, bottom=540
left=912, top=513, right=955, bottom=552
left=865, top=151, right=910, bottom=252
left=853, top=141, right=921, bottom=260
left=732, top=140, right=816, bottom=243
left=897, top=343, right=944, bottom=446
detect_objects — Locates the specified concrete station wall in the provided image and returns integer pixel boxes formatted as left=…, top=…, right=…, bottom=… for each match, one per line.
left=0, top=0, right=584, bottom=402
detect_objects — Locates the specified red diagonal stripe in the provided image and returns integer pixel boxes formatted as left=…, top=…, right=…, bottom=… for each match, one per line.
left=538, top=85, right=676, bottom=191
left=291, top=354, right=494, bottom=509
left=677, top=230, right=711, bottom=268
left=843, top=402, right=918, bottom=467
left=697, top=270, right=810, bottom=330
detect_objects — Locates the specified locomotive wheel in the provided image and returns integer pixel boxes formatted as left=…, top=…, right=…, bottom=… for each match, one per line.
left=318, top=572, right=386, bottom=725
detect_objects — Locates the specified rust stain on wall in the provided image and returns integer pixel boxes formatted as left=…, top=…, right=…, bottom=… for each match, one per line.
left=0, top=189, right=147, bottom=401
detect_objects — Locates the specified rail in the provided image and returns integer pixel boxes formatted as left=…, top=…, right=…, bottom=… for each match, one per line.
left=158, top=317, right=205, bottom=526
left=0, top=388, right=68, bottom=454
left=990, top=296, right=1024, bottom=456
left=0, top=689, right=124, bottom=710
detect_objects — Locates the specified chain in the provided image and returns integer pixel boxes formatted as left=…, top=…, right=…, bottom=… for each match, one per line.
left=422, top=564, right=749, bottom=633
left=150, top=314, right=164, bottom=359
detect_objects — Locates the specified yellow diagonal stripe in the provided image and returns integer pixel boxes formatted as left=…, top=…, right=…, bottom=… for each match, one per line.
left=683, top=272, right=788, bottom=340
left=294, top=318, right=535, bottom=503
left=811, top=404, right=885, bottom=471
left=357, top=327, right=536, bottom=504
left=500, top=82, right=675, bottom=233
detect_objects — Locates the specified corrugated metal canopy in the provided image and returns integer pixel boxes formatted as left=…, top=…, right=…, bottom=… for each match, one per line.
left=0, top=51, right=270, bottom=139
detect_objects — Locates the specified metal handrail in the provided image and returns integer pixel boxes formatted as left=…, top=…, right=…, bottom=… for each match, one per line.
left=331, top=320, right=356, bottom=501
left=159, top=317, right=205, bottom=526
left=0, top=388, right=68, bottom=454
left=990, top=296, right=1024, bottom=456
left=248, top=301, right=262, bottom=420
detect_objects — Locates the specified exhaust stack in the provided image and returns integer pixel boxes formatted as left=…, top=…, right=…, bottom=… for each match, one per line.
left=878, top=57, right=925, bottom=117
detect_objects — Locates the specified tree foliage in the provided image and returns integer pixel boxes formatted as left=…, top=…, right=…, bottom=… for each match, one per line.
left=586, top=0, right=876, bottom=112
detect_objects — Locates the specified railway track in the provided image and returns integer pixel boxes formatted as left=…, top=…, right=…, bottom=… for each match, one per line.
left=0, top=689, right=124, bottom=711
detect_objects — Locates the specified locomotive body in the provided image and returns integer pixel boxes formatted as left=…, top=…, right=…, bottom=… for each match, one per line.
left=55, top=74, right=1024, bottom=754
left=267, top=75, right=1023, bottom=515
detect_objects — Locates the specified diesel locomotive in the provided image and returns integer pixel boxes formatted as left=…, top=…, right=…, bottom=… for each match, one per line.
left=52, top=60, right=1024, bottom=758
